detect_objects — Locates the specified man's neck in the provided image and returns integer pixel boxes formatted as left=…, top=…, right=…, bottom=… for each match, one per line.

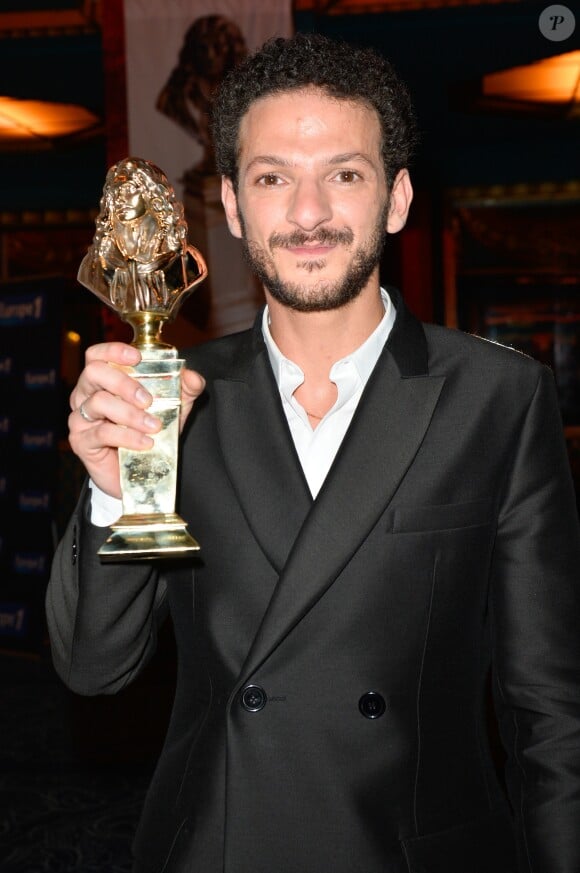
left=265, top=281, right=385, bottom=380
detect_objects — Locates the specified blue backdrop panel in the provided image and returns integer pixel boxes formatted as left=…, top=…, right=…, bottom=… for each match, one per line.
left=0, top=278, right=63, bottom=652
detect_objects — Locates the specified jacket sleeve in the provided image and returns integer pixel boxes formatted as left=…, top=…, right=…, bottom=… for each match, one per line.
left=490, top=365, right=580, bottom=873
left=46, top=480, right=168, bottom=695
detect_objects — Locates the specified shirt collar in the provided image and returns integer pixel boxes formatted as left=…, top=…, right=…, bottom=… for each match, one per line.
left=262, top=288, right=396, bottom=401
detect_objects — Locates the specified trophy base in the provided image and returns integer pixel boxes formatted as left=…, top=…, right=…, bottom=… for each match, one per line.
left=98, top=513, right=200, bottom=562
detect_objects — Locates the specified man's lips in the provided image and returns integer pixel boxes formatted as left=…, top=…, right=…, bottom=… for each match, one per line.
left=269, top=228, right=354, bottom=254
left=285, top=243, right=336, bottom=257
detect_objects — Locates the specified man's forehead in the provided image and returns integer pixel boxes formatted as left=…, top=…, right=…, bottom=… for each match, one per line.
left=237, top=87, right=380, bottom=153
left=243, top=85, right=375, bottom=118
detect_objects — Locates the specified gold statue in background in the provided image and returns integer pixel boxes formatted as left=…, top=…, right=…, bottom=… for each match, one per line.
left=156, top=15, right=247, bottom=175
left=78, top=157, right=208, bottom=560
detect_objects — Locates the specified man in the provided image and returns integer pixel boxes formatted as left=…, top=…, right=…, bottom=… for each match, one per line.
left=47, top=33, right=580, bottom=873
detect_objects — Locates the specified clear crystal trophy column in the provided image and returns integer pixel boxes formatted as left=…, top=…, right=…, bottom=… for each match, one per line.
left=77, top=157, right=208, bottom=560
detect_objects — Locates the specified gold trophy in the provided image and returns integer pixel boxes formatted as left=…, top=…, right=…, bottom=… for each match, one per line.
left=78, top=157, right=207, bottom=560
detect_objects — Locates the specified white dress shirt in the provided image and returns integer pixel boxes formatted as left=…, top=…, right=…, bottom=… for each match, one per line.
left=89, top=289, right=395, bottom=523
left=262, top=288, right=395, bottom=497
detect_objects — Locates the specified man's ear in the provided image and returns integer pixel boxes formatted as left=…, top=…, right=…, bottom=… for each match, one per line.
left=221, top=177, right=243, bottom=239
left=386, top=169, right=413, bottom=234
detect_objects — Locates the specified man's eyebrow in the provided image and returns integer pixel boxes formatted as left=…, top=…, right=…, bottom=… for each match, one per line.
left=328, top=152, right=376, bottom=168
left=245, top=155, right=293, bottom=171
left=244, top=153, right=377, bottom=171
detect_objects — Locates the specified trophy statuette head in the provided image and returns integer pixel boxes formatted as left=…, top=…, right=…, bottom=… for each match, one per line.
left=78, top=157, right=207, bottom=348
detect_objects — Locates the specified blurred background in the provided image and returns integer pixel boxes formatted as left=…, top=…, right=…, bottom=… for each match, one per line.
left=0, top=1, right=578, bottom=870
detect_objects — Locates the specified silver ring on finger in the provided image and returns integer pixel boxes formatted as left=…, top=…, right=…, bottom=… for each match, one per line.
left=78, top=400, right=95, bottom=423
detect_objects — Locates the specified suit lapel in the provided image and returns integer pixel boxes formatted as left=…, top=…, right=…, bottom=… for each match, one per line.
left=214, top=341, right=313, bottom=575
left=233, top=289, right=445, bottom=685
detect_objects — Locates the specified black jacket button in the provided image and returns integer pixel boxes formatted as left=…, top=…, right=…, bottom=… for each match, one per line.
left=359, top=691, right=386, bottom=719
left=240, top=684, right=267, bottom=712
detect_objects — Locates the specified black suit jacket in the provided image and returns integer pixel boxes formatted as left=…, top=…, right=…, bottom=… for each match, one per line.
left=47, top=289, right=580, bottom=873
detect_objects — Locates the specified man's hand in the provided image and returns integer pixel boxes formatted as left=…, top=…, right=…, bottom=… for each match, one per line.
left=69, top=342, right=205, bottom=499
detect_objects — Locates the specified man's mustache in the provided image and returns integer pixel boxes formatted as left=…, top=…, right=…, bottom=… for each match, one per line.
left=269, top=228, right=354, bottom=249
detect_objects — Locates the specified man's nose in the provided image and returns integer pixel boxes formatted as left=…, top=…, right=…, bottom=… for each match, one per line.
left=286, top=179, right=332, bottom=231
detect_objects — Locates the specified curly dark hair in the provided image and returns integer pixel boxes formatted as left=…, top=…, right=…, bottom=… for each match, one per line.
left=212, top=31, right=418, bottom=191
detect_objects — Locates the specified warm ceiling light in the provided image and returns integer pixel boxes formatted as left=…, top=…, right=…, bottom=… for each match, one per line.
left=0, top=97, right=101, bottom=148
left=483, top=51, right=580, bottom=109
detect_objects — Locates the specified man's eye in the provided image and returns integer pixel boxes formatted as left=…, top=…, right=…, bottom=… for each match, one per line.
left=258, top=174, right=283, bottom=186
left=335, top=170, right=359, bottom=183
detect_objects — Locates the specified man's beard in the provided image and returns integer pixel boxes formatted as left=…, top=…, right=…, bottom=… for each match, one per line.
left=239, top=206, right=387, bottom=313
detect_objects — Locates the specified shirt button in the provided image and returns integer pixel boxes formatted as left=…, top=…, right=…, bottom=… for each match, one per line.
left=240, top=684, right=267, bottom=712
left=359, top=691, right=386, bottom=719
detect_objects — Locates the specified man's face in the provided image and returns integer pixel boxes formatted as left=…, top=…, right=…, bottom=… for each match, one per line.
left=112, top=177, right=147, bottom=222
left=222, top=88, right=394, bottom=313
